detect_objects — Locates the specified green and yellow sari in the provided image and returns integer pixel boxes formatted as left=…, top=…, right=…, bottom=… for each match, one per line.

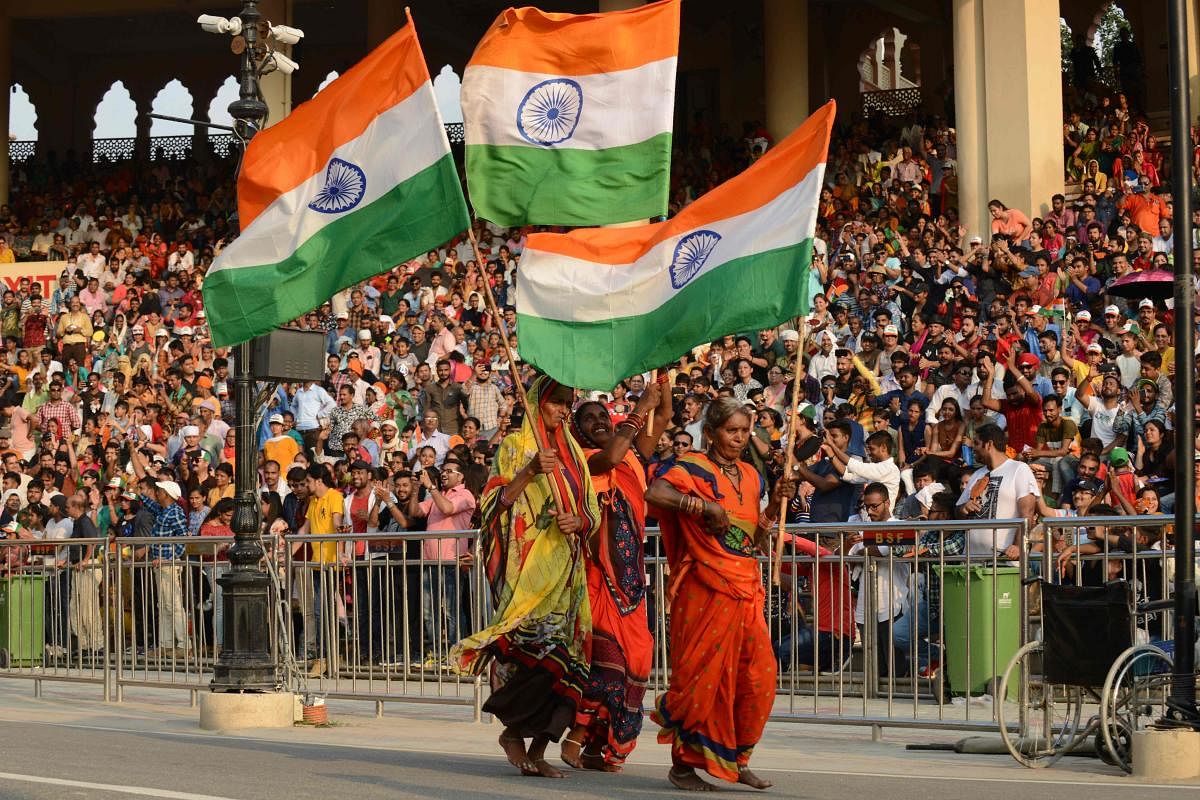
left=451, top=376, right=600, bottom=740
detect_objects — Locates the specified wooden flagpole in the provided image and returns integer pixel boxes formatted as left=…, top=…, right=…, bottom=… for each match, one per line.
left=464, top=226, right=563, bottom=510
left=771, top=316, right=809, bottom=586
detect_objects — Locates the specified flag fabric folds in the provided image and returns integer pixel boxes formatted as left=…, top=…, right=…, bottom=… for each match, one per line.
left=461, top=0, right=679, bottom=227
left=515, top=101, right=837, bottom=391
left=203, top=12, right=470, bottom=348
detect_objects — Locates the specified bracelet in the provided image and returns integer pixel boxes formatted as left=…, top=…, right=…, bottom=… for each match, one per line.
left=618, top=412, right=647, bottom=433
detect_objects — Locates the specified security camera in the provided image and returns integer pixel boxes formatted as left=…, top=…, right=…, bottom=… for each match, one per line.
left=197, top=14, right=242, bottom=35
left=271, top=52, right=300, bottom=75
left=269, top=24, right=304, bottom=46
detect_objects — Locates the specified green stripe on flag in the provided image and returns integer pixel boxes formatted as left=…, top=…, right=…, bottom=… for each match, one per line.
left=204, top=154, right=468, bottom=348
left=466, top=133, right=671, bottom=227
left=517, top=239, right=814, bottom=390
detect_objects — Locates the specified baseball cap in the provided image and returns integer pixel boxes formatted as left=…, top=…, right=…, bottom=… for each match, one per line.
left=106, top=477, right=123, bottom=489
left=177, top=326, right=193, bottom=336
left=121, top=490, right=139, bottom=501
left=1025, top=305, right=1041, bottom=316
left=1108, top=447, right=1130, bottom=468
left=882, top=324, right=899, bottom=336
left=358, top=329, right=372, bottom=340
left=1139, top=298, right=1154, bottom=309
left=1086, top=342, right=1104, bottom=353
left=131, top=324, right=144, bottom=333
left=181, top=425, right=200, bottom=437
left=1074, top=478, right=1103, bottom=495
left=154, top=480, right=183, bottom=501
left=1076, top=310, right=1092, bottom=322
left=1104, top=304, right=1121, bottom=317
left=1018, top=266, right=1039, bottom=278
left=155, top=328, right=169, bottom=338
left=269, top=413, right=285, bottom=425
left=969, top=235, right=983, bottom=244
left=1017, top=353, right=1040, bottom=368
left=336, top=312, right=349, bottom=320
left=349, top=460, right=372, bottom=472
left=196, top=375, right=213, bottom=389
left=2, top=520, right=18, bottom=533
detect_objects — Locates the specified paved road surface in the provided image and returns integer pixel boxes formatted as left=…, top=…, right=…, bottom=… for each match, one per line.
left=0, top=681, right=1194, bottom=799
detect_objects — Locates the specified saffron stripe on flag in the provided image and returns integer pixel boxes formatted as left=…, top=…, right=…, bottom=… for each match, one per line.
left=467, top=0, right=680, bottom=75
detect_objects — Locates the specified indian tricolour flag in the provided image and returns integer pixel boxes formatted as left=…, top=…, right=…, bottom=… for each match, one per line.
left=203, top=12, right=469, bottom=348
left=516, top=101, right=836, bottom=390
left=462, top=0, right=679, bottom=227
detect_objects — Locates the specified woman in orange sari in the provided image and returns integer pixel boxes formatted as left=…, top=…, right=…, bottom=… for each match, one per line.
left=561, top=379, right=671, bottom=772
left=645, top=397, right=796, bottom=791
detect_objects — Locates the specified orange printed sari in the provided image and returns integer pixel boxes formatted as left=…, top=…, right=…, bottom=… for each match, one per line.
left=650, top=452, right=775, bottom=783
left=575, top=448, right=653, bottom=767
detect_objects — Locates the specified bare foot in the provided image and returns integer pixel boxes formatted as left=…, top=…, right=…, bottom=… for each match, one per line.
left=738, top=767, right=773, bottom=790
left=498, top=733, right=535, bottom=774
left=581, top=752, right=623, bottom=772
left=561, top=726, right=586, bottom=768
left=527, top=736, right=565, bottom=778
left=669, top=766, right=717, bottom=792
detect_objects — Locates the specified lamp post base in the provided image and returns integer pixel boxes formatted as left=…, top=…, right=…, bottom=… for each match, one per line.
left=210, top=567, right=277, bottom=692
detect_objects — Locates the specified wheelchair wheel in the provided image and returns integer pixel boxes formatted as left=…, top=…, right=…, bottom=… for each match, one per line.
left=997, top=640, right=1084, bottom=768
left=1099, top=644, right=1173, bottom=774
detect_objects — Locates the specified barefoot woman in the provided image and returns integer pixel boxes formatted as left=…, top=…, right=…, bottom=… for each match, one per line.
left=561, top=378, right=671, bottom=772
left=645, top=398, right=796, bottom=791
left=451, top=377, right=600, bottom=778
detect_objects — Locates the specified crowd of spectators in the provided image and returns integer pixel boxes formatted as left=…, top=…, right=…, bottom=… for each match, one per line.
left=0, top=72, right=1190, bottom=677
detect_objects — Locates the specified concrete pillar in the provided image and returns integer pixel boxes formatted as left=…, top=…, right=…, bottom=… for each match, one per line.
left=1131, top=729, right=1200, bottom=780
left=366, top=0, right=407, bottom=50
left=952, top=0, right=1063, bottom=239
left=952, top=0, right=988, bottom=240
left=258, top=0, right=293, bottom=128
left=980, top=0, right=1063, bottom=222
left=763, top=0, right=809, bottom=141
left=0, top=5, right=11, bottom=204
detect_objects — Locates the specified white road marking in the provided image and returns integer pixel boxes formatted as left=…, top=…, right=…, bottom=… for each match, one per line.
left=0, top=771, right=244, bottom=800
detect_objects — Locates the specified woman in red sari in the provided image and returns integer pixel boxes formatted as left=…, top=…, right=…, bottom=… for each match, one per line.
left=561, top=379, right=672, bottom=772
left=645, top=397, right=796, bottom=791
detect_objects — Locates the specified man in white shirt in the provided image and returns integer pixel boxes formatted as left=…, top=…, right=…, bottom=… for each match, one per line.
left=167, top=243, right=194, bottom=273
left=76, top=242, right=106, bottom=279
left=847, top=482, right=910, bottom=677
left=958, top=422, right=1039, bottom=557
left=927, top=362, right=979, bottom=424
left=827, top=430, right=901, bottom=513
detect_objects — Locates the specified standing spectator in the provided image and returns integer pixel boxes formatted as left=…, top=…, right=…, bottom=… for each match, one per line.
left=416, top=458, right=476, bottom=665
left=958, top=423, right=1039, bottom=557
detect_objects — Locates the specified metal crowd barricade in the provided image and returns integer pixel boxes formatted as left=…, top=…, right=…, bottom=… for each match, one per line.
left=110, top=534, right=240, bottom=704
left=726, top=518, right=1028, bottom=732
left=0, top=537, right=111, bottom=700
left=283, top=530, right=487, bottom=719
left=21, top=516, right=1175, bottom=741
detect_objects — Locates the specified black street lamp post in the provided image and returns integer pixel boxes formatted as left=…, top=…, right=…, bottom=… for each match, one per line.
left=209, top=0, right=278, bottom=693
left=1167, top=0, right=1198, bottom=723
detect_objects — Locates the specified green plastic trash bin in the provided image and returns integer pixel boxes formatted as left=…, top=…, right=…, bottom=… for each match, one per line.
left=0, top=573, right=45, bottom=667
left=935, top=565, right=1021, bottom=698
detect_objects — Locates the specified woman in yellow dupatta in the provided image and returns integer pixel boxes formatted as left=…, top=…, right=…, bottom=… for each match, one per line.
left=451, top=376, right=601, bottom=778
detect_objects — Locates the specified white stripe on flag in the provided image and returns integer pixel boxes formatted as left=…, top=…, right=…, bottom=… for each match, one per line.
left=462, top=57, right=676, bottom=151
left=211, top=82, right=448, bottom=273
left=519, top=166, right=823, bottom=323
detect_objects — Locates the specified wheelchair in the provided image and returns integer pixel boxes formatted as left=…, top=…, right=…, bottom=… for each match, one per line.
left=997, top=579, right=1175, bottom=771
